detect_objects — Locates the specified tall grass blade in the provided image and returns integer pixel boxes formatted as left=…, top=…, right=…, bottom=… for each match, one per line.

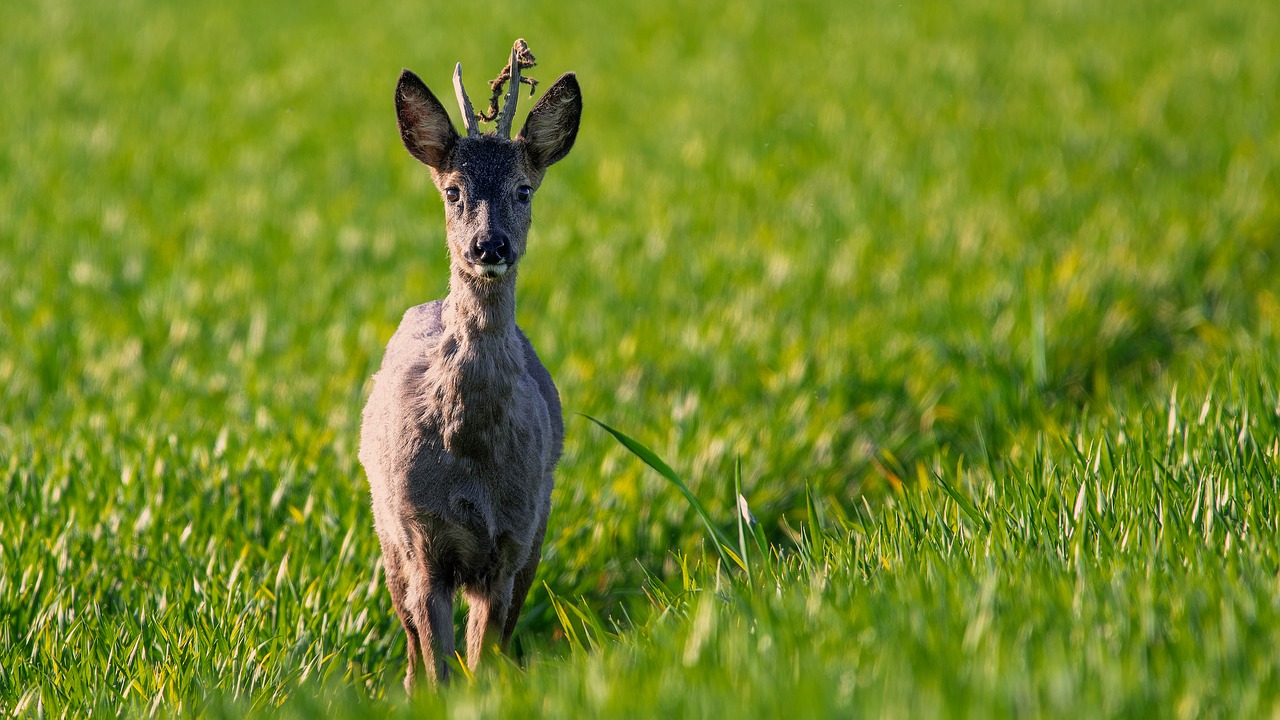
left=805, top=482, right=826, bottom=558
left=733, top=456, right=752, bottom=581
left=582, top=414, right=734, bottom=570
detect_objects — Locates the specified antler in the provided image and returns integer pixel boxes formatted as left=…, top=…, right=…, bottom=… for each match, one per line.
left=495, top=44, right=524, bottom=138
left=454, top=40, right=537, bottom=139
left=453, top=62, right=480, bottom=138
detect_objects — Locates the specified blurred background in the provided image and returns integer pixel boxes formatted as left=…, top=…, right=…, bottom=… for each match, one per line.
left=2, top=0, right=1278, bottom=708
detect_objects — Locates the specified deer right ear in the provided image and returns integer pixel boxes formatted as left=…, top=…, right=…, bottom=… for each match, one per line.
left=518, top=73, right=582, bottom=173
left=396, top=69, right=458, bottom=170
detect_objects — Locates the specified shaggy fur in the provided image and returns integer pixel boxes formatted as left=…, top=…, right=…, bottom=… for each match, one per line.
left=359, top=67, right=581, bottom=689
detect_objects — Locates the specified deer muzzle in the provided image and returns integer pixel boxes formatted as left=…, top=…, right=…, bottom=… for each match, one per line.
left=471, top=234, right=512, bottom=276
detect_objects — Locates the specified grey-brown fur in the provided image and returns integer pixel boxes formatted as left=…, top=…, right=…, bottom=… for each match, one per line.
left=359, top=63, right=581, bottom=689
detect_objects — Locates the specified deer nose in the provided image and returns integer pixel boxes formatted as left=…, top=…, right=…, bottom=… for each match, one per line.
left=474, top=235, right=510, bottom=264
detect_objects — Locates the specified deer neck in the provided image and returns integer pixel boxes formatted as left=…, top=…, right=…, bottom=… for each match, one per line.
left=424, top=265, right=523, bottom=455
left=441, top=264, right=519, bottom=340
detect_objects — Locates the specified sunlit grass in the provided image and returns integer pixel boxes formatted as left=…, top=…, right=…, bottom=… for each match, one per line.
left=2, top=0, right=1279, bottom=715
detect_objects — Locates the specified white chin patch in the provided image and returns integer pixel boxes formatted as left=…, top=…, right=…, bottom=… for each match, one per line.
left=478, top=263, right=509, bottom=278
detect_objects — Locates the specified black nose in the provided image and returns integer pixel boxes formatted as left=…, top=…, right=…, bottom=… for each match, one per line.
left=474, top=235, right=509, bottom=264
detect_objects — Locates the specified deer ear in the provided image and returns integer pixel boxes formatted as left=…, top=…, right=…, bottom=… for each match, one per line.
left=518, top=73, right=582, bottom=172
left=396, top=69, right=458, bottom=170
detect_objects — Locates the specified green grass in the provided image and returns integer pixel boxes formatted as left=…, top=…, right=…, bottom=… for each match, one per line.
left=2, top=0, right=1279, bottom=716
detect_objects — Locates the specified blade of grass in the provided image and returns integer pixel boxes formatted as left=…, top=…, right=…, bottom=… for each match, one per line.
left=733, top=456, right=752, bottom=581
left=805, top=482, right=826, bottom=558
left=581, top=414, right=734, bottom=571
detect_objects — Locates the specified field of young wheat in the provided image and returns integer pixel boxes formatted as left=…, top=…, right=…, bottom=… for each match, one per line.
left=2, top=0, right=1279, bottom=716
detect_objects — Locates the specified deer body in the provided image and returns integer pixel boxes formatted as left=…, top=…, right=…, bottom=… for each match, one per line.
left=359, top=51, right=581, bottom=689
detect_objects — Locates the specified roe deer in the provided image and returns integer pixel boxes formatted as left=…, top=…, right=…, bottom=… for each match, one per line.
left=358, top=42, right=581, bottom=689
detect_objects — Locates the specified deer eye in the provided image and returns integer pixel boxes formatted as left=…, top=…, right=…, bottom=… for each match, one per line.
left=515, top=186, right=532, bottom=204
left=444, top=188, right=461, bottom=203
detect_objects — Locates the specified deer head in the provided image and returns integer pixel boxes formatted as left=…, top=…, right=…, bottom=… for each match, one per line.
left=394, top=50, right=581, bottom=281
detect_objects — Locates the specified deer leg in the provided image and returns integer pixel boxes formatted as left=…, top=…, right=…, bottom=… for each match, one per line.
left=413, top=578, right=457, bottom=685
left=382, top=553, right=421, bottom=691
left=502, top=516, right=548, bottom=647
left=464, top=575, right=514, bottom=670
left=400, top=615, right=422, bottom=691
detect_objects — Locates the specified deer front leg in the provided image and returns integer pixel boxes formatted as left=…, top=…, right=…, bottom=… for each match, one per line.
left=464, top=575, right=514, bottom=670
left=503, top=515, right=547, bottom=648
left=381, top=551, right=422, bottom=692
left=415, top=578, right=458, bottom=685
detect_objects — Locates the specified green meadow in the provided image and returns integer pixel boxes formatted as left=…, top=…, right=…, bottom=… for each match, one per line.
left=3, top=0, right=1279, bottom=715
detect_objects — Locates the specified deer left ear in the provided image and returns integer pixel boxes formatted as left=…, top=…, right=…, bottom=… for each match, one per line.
left=396, top=69, right=458, bottom=170
left=518, top=73, right=582, bottom=173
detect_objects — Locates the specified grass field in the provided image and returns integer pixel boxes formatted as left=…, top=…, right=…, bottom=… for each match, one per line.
left=3, top=0, right=1280, bottom=716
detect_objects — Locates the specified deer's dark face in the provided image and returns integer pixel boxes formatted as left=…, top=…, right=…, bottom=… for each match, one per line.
left=395, top=69, right=581, bottom=281
left=434, top=138, right=535, bottom=279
